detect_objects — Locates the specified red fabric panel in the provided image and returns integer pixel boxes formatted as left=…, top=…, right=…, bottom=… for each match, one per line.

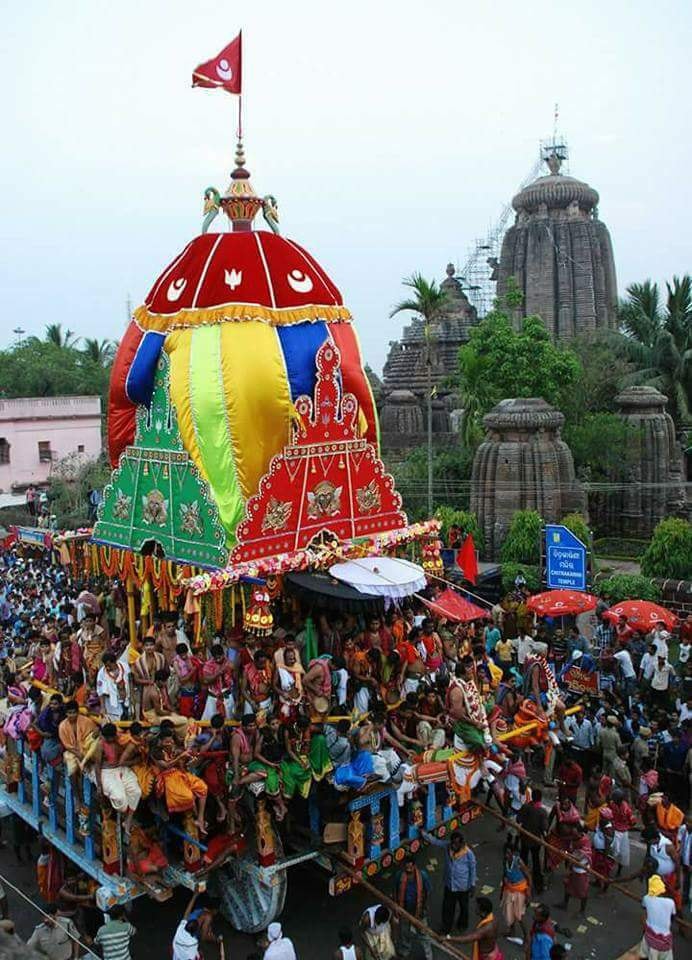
left=328, top=323, right=378, bottom=449
left=108, top=321, right=143, bottom=467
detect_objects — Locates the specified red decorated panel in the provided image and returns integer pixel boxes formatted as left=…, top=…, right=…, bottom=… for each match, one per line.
left=231, top=341, right=406, bottom=562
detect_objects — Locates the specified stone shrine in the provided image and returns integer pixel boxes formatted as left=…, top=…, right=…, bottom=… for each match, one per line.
left=380, top=264, right=477, bottom=450
left=496, top=152, right=618, bottom=340
left=470, top=397, right=584, bottom=558
left=614, top=386, right=685, bottom=536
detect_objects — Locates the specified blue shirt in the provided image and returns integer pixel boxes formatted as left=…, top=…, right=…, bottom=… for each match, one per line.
left=424, top=834, right=477, bottom=891
left=531, top=930, right=554, bottom=960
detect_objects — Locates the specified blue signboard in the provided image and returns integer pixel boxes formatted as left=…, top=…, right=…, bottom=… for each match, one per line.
left=545, top=524, right=587, bottom=591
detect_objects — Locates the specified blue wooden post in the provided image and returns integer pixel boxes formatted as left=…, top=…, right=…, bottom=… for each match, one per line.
left=368, top=799, right=382, bottom=861
left=82, top=777, right=95, bottom=860
left=17, top=740, right=26, bottom=805
left=31, top=751, right=41, bottom=822
left=407, top=802, right=420, bottom=841
left=308, top=794, right=320, bottom=836
left=64, top=765, right=75, bottom=845
left=47, top=765, right=59, bottom=832
left=425, top=783, right=436, bottom=830
left=388, top=792, right=400, bottom=851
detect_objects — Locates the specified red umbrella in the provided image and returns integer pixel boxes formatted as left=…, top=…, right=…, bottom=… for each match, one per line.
left=526, top=590, right=599, bottom=617
left=422, top=588, right=491, bottom=623
left=602, top=600, right=677, bottom=632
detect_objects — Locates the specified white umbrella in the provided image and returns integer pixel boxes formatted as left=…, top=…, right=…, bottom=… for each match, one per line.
left=328, top=556, right=427, bottom=599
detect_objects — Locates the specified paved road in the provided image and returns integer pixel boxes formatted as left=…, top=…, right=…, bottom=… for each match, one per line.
left=0, top=792, right=657, bottom=960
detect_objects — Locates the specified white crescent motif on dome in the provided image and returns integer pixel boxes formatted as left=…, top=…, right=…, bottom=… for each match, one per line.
left=224, top=268, right=243, bottom=290
left=166, top=278, right=187, bottom=302
left=216, top=58, right=233, bottom=81
left=287, top=269, right=314, bottom=293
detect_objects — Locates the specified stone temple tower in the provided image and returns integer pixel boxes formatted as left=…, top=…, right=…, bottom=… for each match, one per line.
left=470, top=398, right=585, bottom=558
left=614, top=386, right=685, bottom=536
left=496, top=151, right=618, bottom=340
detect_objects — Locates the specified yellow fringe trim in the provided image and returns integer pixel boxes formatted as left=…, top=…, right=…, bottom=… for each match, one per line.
left=134, top=302, right=352, bottom=333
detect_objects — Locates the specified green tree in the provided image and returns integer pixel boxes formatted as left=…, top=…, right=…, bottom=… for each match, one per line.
left=567, top=332, right=635, bottom=418
left=82, top=338, right=115, bottom=365
left=44, top=323, right=79, bottom=350
left=457, top=311, right=582, bottom=440
left=499, top=509, right=543, bottom=565
left=640, top=517, right=692, bottom=579
left=390, top=274, right=450, bottom=514
left=615, top=275, right=692, bottom=424
left=0, top=339, right=111, bottom=399
left=389, top=445, right=473, bottom=520
left=49, top=453, right=112, bottom=527
left=563, top=413, right=640, bottom=482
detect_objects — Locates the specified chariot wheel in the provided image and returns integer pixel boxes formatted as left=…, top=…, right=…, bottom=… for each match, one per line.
left=214, top=846, right=287, bottom=934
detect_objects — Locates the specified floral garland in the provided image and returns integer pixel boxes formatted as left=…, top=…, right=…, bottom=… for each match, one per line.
left=186, top=519, right=442, bottom=595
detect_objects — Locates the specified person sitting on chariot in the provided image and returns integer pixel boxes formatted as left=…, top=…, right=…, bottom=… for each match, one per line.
left=150, top=729, right=208, bottom=834
left=92, top=722, right=142, bottom=837
left=200, top=643, right=235, bottom=721
left=58, top=699, right=98, bottom=784
left=446, top=657, right=492, bottom=752
left=141, top=668, right=188, bottom=738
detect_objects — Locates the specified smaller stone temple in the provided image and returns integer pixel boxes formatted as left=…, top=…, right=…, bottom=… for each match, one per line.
left=380, top=264, right=477, bottom=450
left=613, top=386, right=685, bottom=536
left=470, top=397, right=585, bottom=558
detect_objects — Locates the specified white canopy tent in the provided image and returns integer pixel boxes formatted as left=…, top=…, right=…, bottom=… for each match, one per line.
left=328, top=556, right=427, bottom=599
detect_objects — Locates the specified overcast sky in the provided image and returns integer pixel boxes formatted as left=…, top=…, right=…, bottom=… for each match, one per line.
left=1, top=0, right=690, bottom=373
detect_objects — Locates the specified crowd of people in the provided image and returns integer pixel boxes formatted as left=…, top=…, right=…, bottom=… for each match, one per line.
left=0, top=547, right=691, bottom=959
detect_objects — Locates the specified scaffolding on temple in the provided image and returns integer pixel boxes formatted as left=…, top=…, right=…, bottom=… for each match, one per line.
left=454, top=122, right=569, bottom=318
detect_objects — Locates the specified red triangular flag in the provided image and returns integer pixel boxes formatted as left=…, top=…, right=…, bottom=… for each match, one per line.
left=456, top=533, right=478, bottom=585
left=192, top=33, right=242, bottom=94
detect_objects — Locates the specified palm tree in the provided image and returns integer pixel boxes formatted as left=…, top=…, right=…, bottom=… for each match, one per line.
left=82, top=337, right=115, bottom=365
left=390, top=274, right=449, bottom=514
left=616, top=275, right=692, bottom=425
left=45, top=323, right=79, bottom=350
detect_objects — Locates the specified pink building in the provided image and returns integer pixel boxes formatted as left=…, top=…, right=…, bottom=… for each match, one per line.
left=0, top=396, right=102, bottom=491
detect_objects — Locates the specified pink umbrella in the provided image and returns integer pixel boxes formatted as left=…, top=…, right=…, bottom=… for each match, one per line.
left=603, top=600, right=677, bottom=632
left=526, top=590, right=599, bottom=617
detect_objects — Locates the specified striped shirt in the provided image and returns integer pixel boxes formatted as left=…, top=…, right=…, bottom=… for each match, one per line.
left=94, top=919, right=136, bottom=960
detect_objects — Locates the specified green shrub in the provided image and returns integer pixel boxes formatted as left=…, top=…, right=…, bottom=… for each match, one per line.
left=593, top=538, right=649, bottom=560
left=640, top=518, right=692, bottom=580
left=500, top=510, right=543, bottom=565
left=561, top=512, right=591, bottom=547
left=434, top=507, right=483, bottom=550
left=501, top=563, right=541, bottom=593
left=597, top=574, right=662, bottom=604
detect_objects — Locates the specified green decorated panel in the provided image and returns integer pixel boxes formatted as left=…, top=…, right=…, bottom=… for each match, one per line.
left=94, top=355, right=229, bottom=568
